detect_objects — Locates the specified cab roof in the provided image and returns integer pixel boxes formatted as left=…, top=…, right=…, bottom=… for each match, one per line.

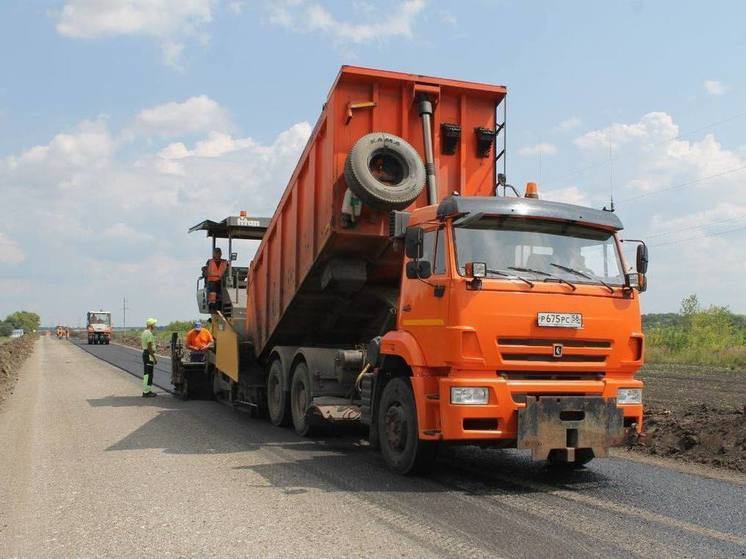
left=188, top=216, right=271, bottom=240
left=436, top=195, right=623, bottom=231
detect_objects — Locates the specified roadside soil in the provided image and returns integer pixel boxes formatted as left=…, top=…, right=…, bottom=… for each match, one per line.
left=0, top=335, right=37, bottom=406
left=636, top=364, right=746, bottom=472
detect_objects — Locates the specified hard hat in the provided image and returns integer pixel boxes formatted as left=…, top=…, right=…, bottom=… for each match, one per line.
left=194, top=320, right=202, bottom=329
left=146, top=318, right=157, bottom=327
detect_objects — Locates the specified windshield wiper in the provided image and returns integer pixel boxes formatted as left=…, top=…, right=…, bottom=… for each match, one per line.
left=509, top=266, right=576, bottom=290
left=486, top=269, right=534, bottom=287
left=550, top=262, right=614, bottom=293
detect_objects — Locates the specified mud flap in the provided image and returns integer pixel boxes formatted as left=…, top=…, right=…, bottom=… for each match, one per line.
left=517, top=397, right=624, bottom=461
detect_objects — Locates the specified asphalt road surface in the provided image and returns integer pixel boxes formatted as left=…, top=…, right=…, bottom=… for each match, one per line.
left=1, top=337, right=745, bottom=558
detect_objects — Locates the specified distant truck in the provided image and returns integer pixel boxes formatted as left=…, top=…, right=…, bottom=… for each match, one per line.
left=86, top=311, right=111, bottom=345
left=10, top=329, right=24, bottom=339
left=175, top=66, right=648, bottom=474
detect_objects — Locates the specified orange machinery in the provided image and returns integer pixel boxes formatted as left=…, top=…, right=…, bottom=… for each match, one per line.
left=191, top=66, right=648, bottom=474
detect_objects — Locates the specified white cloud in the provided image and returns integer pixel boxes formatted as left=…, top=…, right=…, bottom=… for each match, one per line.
left=0, top=99, right=312, bottom=323
left=574, top=112, right=743, bottom=194
left=569, top=112, right=746, bottom=311
left=517, top=142, right=558, bottom=157
left=0, top=233, right=25, bottom=265
left=554, top=117, right=581, bottom=132
left=128, top=95, right=232, bottom=138
left=267, top=0, right=426, bottom=44
left=541, top=186, right=589, bottom=206
left=703, top=79, right=728, bottom=96
left=53, top=0, right=215, bottom=68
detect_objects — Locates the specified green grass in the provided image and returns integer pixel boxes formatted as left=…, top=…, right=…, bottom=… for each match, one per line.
left=644, top=295, right=746, bottom=368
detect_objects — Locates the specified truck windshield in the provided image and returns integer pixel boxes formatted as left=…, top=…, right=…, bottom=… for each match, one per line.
left=89, top=313, right=110, bottom=325
left=454, top=216, right=624, bottom=286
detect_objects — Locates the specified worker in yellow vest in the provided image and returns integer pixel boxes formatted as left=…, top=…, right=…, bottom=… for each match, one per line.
left=141, top=318, right=158, bottom=398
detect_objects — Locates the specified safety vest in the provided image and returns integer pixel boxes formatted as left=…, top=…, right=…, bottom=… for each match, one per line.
left=206, top=258, right=228, bottom=282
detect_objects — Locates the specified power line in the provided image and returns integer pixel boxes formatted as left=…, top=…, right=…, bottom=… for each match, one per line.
left=617, top=165, right=746, bottom=204
left=646, top=215, right=746, bottom=239
left=649, top=224, right=746, bottom=247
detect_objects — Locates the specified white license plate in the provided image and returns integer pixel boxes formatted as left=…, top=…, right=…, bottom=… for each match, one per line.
left=537, top=312, right=583, bottom=328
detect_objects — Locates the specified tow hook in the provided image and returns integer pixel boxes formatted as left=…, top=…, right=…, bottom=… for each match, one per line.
left=624, top=422, right=643, bottom=449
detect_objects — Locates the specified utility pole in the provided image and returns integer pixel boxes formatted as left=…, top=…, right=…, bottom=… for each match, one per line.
left=122, top=297, right=130, bottom=338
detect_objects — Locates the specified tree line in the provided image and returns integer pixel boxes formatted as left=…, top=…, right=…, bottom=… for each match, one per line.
left=644, top=294, right=746, bottom=366
left=0, top=311, right=41, bottom=337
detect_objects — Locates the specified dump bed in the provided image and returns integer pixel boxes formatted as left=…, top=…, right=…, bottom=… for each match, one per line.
left=246, top=66, right=506, bottom=358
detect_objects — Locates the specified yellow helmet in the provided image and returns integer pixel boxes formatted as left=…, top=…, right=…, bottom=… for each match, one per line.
left=146, top=318, right=157, bottom=327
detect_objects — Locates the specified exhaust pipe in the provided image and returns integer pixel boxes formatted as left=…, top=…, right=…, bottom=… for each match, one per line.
left=418, top=98, right=438, bottom=204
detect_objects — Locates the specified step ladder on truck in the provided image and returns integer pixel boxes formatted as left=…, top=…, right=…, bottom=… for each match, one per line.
left=171, top=66, right=649, bottom=474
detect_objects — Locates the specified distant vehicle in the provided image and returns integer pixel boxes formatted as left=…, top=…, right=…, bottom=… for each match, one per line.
left=10, top=329, right=24, bottom=338
left=87, top=311, right=112, bottom=345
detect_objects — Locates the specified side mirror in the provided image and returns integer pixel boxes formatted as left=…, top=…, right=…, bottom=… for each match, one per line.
left=230, top=252, right=238, bottom=262
left=406, top=260, right=432, bottom=279
left=636, top=244, right=649, bottom=274
left=464, top=262, right=487, bottom=278
left=405, top=227, right=424, bottom=259
left=626, top=272, right=647, bottom=293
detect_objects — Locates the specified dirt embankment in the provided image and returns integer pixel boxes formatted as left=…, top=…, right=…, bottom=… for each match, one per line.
left=635, top=364, right=746, bottom=472
left=0, top=335, right=37, bottom=406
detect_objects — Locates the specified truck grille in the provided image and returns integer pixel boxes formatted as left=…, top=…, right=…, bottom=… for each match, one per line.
left=499, top=371, right=604, bottom=381
left=497, top=337, right=612, bottom=364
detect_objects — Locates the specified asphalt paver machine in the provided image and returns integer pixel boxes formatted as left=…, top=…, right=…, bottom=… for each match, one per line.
left=170, top=215, right=269, bottom=400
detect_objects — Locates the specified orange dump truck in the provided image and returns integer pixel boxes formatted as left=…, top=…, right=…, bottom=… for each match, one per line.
left=186, top=66, right=648, bottom=474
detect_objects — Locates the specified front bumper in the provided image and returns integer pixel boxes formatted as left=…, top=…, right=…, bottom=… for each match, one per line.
left=517, top=396, right=624, bottom=460
left=429, top=376, right=643, bottom=450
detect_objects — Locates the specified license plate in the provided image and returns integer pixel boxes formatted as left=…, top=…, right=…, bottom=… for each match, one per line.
left=537, top=312, right=583, bottom=328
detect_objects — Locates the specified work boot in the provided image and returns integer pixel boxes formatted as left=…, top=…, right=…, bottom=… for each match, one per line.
left=142, top=392, right=157, bottom=398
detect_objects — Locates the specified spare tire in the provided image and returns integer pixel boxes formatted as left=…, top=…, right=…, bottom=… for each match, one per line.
left=344, top=133, right=426, bottom=211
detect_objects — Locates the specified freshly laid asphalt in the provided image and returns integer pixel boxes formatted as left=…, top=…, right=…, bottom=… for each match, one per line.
left=1, top=337, right=744, bottom=558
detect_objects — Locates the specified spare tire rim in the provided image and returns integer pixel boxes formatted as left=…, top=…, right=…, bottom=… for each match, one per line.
left=368, top=150, right=406, bottom=187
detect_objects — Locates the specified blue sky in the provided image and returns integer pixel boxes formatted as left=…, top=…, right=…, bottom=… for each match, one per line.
left=1, top=0, right=745, bottom=327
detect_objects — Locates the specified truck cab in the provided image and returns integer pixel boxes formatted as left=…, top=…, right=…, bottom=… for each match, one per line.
left=375, top=194, right=647, bottom=470
left=86, top=311, right=111, bottom=345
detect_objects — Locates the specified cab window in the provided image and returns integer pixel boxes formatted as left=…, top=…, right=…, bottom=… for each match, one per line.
left=422, top=228, right=446, bottom=275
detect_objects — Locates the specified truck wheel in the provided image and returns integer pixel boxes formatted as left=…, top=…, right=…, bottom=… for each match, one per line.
left=344, top=132, right=426, bottom=211
left=377, top=377, right=437, bottom=475
left=267, top=359, right=290, bottom=426
left=290, top=362, right=315, bottom=437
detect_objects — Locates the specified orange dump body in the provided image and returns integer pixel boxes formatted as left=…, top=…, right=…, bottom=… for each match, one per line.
left=245, top=66, right=506, bottom=358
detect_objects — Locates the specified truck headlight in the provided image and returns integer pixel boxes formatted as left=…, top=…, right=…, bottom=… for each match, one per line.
left=451, top=387, right=489, bottom=405
left=617, top=388, right=642, bottom=405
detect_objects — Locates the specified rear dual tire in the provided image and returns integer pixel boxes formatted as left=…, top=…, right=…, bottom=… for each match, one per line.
left=267, top=359, right=290, bottom=427
left=290, top=362, right=315, bottom=437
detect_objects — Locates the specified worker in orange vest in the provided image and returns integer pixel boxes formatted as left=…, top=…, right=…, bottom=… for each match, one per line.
left=205, top=247, right=228, bottom=312
left=184, top=320, right=213, bottom=362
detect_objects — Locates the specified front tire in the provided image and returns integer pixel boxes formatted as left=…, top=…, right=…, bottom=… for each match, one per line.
left=377, top=377, right=437, bottom=475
